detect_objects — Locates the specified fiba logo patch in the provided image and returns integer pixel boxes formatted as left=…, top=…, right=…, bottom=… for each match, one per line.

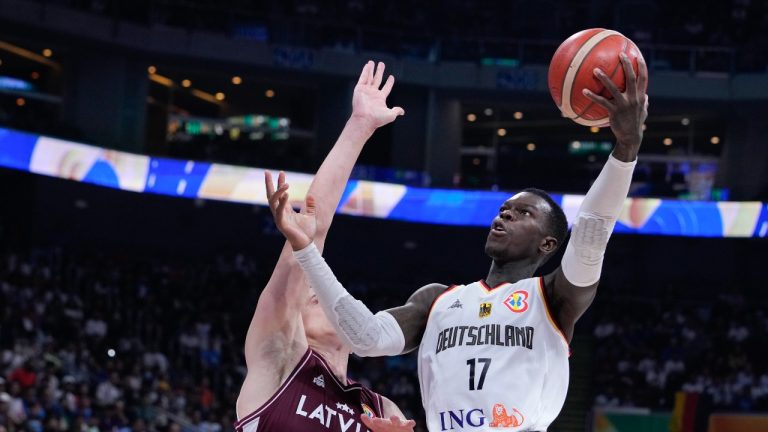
left=361, top=404, right=375, bottom=418
left=504, top=290, right=529, bottom=313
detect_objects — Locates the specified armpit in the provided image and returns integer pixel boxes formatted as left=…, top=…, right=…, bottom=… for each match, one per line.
left=386, top=283, right=448, bottom=353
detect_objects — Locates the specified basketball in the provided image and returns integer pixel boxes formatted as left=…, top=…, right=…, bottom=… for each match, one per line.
left=548, top=28, right=646, bottom=127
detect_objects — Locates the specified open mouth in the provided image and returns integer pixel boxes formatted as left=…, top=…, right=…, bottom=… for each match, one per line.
left=490, top=222, right=507, bottom=235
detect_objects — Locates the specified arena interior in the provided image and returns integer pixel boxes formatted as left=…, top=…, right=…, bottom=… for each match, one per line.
left=0, top=1, right=767, bottom=431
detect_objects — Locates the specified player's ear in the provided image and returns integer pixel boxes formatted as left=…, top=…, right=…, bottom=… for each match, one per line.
left=539, top=236, right=558, bottom=255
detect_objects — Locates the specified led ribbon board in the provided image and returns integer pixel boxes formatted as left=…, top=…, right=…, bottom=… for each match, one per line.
left=0, top=127, right=765, bottom=238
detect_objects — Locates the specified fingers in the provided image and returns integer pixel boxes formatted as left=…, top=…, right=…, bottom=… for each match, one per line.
left=391, top=107, right=405, bottom=117
left=268, top=183, right=289, bottom=210
left=373, top=61, right=385, bottom=88
left=636, top=54, right=649, bottom=95
left=381, top=74, right=395, bottom=96
left=593, top=68, right=622, bottom=100
left=620, top=53, right=637, bottom=99
left=582, top=88, right=615, bottom=112
left=360, top=415, right=375, bottom=429
left=266, top=170, right=289, bottom=211
left=367, top=60, right=375, bottom=86
left=359, top=414, right=416, bottom=431
left=275, top=189, right=290, bottom=217
left=357, top=61, right=373, bottom=85
left=264, top=170, right=275, bottom=199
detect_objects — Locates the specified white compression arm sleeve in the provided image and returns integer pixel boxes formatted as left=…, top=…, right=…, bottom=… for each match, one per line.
left=293, top=243, right=405, bottom=357
left=561, top=154, right=636, bottom=286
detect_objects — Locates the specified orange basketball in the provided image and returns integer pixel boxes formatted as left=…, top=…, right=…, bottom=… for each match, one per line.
left=548, top=28, right=646, bottom=127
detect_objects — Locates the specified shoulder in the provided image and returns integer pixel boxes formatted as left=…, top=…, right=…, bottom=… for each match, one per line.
left=237, top=341, right=310, bottom=419
left=541, top=267, right=599, bottom=342
left=385, top=283, right=451, bottom=353
left=407, top=283, right=451, bottom=307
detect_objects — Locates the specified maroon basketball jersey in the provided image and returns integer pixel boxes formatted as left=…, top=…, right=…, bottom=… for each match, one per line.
left=235, top=348, right=383, bottom=432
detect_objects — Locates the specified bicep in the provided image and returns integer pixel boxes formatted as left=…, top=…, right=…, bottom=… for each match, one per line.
left=386, top=283, right=447, bottom=353
left=545, top=267, right=599, bottom=342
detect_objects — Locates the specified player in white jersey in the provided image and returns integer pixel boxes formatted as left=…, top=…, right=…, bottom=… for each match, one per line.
left=269, top=53, right=648, bottom=431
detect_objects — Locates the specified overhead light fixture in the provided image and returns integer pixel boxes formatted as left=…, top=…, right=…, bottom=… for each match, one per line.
left=513, top=111, right=523, bottom=120
left=467, top=113, right=477, bottom=122
left=42, top=48, right=52, bottom=57
left=149, top=73, right=172, bottom=87
left=148, top=65, right=157, bottom=74
left=497, top=128, right=507, bottom=137
left=215, top=92, right=225, bottom=101
left=16, top=97, right=25, bottom=106
left=590, top=126, right=599, bottom=133
left=484, top=108, right=493, bottom=116
left=663, top=138, right=673, bottom=146
left=526, top=143, right=536, bottom=151
left=181, top=79, right=191, bottom=88
left=232, top=76, right=242, bottom=85
left=0, top=40, right=59, bottom=69
left=265, top=89, right=275, bottom=98
left=710, top=136, right=720, bottom=145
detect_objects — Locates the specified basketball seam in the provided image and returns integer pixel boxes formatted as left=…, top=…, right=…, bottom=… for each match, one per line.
left=560, top=30, right=622, bottom=120
left=556, top=31, right=590, bottom=114
left=574, top=38, right=630, bottom=121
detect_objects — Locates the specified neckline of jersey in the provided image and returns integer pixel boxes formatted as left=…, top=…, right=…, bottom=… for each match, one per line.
left=310, top=349, right=364, bottom=392
left=478, top=279, right=511, bottom=292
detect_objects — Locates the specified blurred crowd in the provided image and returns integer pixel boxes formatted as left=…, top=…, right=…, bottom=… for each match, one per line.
left=592, top=298, right=768, bottom=412
left=3, top=244, right=767, bottom=432
left=0, top=248, right=424, bottom=432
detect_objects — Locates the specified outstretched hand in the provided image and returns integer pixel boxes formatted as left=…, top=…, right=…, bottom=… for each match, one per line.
left=361, top=414, right=417, bottom=432
left=351, top=61, right=405, bottom=131
left=265, top=170, right=317, bottom=251
left=583, top=53, right=649, bottom=161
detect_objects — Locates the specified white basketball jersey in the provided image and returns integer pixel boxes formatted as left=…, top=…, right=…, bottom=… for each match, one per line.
left=417, top=278, right=570, bottom=432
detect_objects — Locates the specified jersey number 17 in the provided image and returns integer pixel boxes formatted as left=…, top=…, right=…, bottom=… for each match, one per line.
left=466, top=358, right=492, bottom=390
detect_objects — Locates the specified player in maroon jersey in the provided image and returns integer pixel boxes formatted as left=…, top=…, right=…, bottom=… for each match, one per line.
left=235, top=62, right=417, bottom=432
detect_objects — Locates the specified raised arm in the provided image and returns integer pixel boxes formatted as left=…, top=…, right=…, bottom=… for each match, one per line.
left=269, top=176, right=447, bottom=356
left=544, top=52, right=648, bottom=341
left=312, top=61, right=404, bottom=242
left=242, top=61, right=404, bottom=367
left=238, top=62, right=403, bottom=418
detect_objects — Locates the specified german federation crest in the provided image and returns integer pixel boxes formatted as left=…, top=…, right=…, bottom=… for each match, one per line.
left=479, top=302, right=492, bottom=318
